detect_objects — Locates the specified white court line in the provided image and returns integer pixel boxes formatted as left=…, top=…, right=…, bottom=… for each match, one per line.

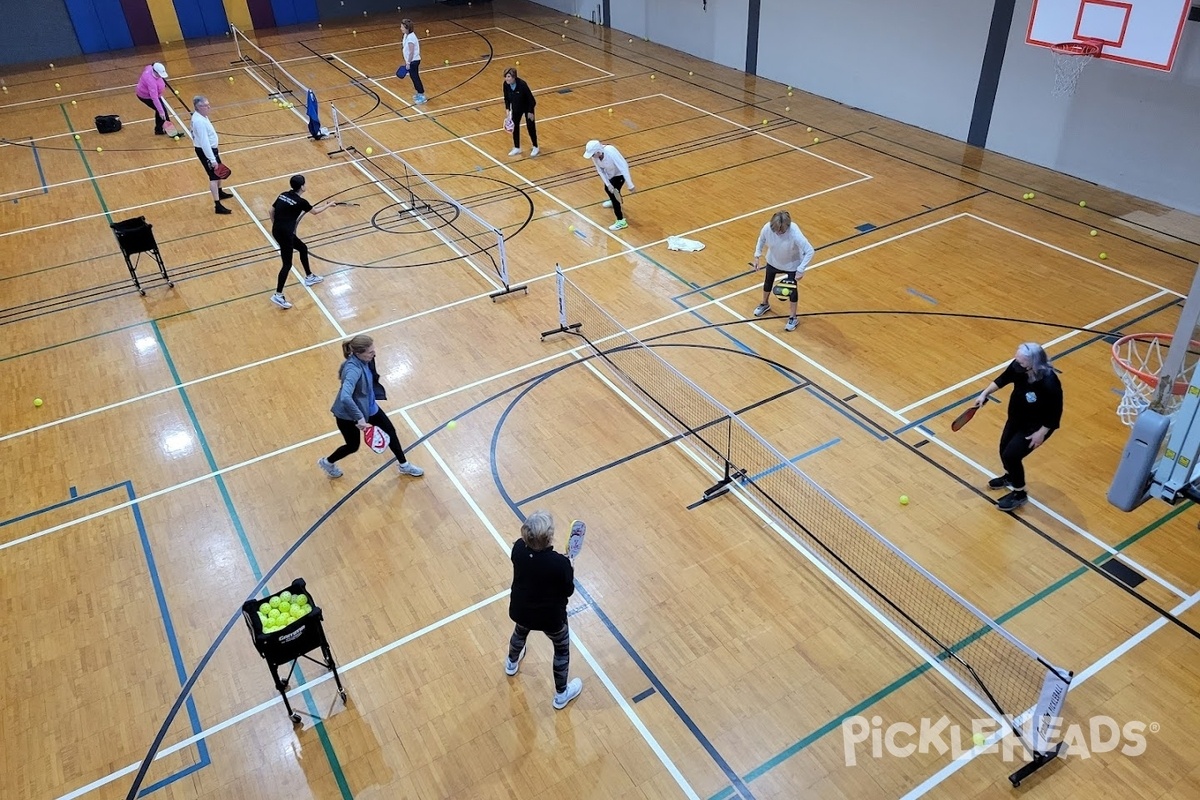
left=898, top=289, right=1175, bottom=414
left=228, top=187, right=346, bottom=336
left=497, top=25, right=617, bottom=76
left=55, top=590, right=511, bottom=800
left=0, top=178, right=866, bottom=451
left=902, top=584, right=1200, bottom=798
left=665, top=94, right=872, bottom=178
left=578, top=347, right=1013, bottom=770
left=398, top=406, right=699, bottom=799
left=344, top=158, right=502, bottom=291
left=700, top=280, right=1192, bottom=600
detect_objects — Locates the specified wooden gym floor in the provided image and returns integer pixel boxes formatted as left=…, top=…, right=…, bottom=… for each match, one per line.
left=2, top=2, right=1200, bottom=798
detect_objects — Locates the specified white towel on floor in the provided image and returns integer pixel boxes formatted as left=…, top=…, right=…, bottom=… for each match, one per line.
left=667, top=236, right=705, bottom=252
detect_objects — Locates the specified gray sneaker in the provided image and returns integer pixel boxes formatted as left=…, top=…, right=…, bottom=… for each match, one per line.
left=753, top=303, right=770, bottom=317
left=553, top=678, right=583, bottom=709
left=317, top=457, right=342, bottom=478
left=397, top=461, right=425, bottom=477
left=785, top=317, right=798, bottom=332
left=505, top=645, right=526, bottom=676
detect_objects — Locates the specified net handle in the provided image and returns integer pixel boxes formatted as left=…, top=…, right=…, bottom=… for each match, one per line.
left=1111, top=333, right=1195, bottom=396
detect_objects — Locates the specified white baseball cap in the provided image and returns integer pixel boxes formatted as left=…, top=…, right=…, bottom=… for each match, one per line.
left=582, top=139, right=603, bottom=158
left=153, top=62, right=168, bottom=78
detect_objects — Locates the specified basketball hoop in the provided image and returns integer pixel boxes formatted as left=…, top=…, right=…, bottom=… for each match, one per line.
left=1051, top=39, right=1102, bottom=96
left=1111, top=333, right=1199, bottom=425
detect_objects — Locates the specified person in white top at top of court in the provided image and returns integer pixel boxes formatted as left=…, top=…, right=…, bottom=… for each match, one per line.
left=751, top=210, right=814, bottom=332
left=583, top=139, right=635, bottom=231
left=190, top=95, right=232, bottom=215
left=401, top=19, right=426, bottom=104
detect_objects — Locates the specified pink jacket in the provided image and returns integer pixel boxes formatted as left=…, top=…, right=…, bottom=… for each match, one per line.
left=135, top=65, right=167, bottom=118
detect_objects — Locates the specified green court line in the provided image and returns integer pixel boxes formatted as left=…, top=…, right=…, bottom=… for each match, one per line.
left=60, top=104, right=112, bottom=225
left=149, top=320, right=353, bottom=798
left=706, top=501, right=1192, bottom=799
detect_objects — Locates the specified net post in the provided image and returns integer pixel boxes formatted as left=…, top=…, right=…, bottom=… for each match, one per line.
left=540, top=264, right=581, bottom=339
left=488, top=235, right=527, bottom=301
left=230, top=24, right=246, bottom=65
left=1154, top=263, right=1200, bottom=407
left=327, top=105, right=348, bottom=157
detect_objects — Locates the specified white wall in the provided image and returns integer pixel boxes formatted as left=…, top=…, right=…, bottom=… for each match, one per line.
left=756, top=0, right=994, bottom=141
left=609, top=0, right=748, bottom=71
left=990, top=0, right=1200, bottom=214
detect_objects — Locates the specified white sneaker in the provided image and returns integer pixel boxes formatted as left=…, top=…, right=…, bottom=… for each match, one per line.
left=303, top=273, right=323, bottom=286
left=508, top=147, right=521, bottom=156
left=271, top=293, right=292, bottom=309
left=753, top=303, right=770, bottom=317
left=317, top=457, right=343, bottom=478
left=601, top=200, right=613, bottom=208
left=504, top=645, right=526, bottom=676
left=553, top=678, right=583, bottom=709
left=609, top=219, right=628, bottom=231
left=785, top=317, right=798, bottom=332
left=530, top=146, right=540, bottom=157
left=397, top=462, right=425, bottom=477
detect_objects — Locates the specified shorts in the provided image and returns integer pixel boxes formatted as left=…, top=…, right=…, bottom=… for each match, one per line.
left=762, top=263, right=798, bottom=295
left=195, top=147, right=223, bottom=181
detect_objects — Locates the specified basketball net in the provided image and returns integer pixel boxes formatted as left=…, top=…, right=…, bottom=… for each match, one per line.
left=1051, top=40, right=1102, bottom=96
left=1112, top=334, right=1196, bottom=426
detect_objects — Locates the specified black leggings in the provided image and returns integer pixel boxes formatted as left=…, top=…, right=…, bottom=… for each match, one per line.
left=999, top=420, right=1051, bottom=489
left=761, top=263, right=798, bottom=297
left=509, top=623, right=571, bottom=693
left=328, top=411, right=408, bottom=464
left=605, top=174, right=626, bottom=221
left=408, top=59, right=425, bottom=94
left=138, top=96, right=166, bottom=133
left=511, top=109, right=537, bottom=148
left=273, top=231, right=312, bottom=292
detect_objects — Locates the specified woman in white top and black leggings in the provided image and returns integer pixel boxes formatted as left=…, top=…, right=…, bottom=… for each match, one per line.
left=191, top=95, right=232, bottom=215
left=401, top=19, right=426, bottom=104
left=752, top=210, right=815, bottom=331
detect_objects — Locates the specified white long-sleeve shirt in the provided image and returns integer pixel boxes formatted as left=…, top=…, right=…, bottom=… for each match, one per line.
left=191, top=111, right=218, bottom=163
left=591, top=145, right=633, bottom=191
left=755, top=222, right=814, bottom=274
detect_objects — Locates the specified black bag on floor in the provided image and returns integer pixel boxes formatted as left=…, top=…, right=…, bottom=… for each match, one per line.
left=95, top=115, right=122, bottom=133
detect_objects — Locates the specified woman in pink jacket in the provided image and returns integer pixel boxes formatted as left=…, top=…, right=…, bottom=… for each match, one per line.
left=135, top=63, right=170, bottom=136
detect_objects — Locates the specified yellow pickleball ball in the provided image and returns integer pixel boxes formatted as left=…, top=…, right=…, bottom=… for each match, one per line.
left=71, top=100, right=76, bottom=105
left=54, top=83, right=61, bottom=89
left=228, top=76, right=234, bottom=81
left=650, top=74, right=655, bottom=80
left=95, top=147, right=102, bottom=152
left=899, top=495, right=909, bottom=505
left=1079, top=200, right=1087, bottom=207
left=973, top=732, right=986, bottom=747
left=515, top=60, right=519, bottom=66
left=74, top=134, right=79, bottom=140
left=568, top=225, right=575, bottom=232
left=1090, top=229, right=1098, bottom=236
left=34, top=398, right=43, bottom=407
left=1099, top=252, right=1108, bottom=260
left=447, top=420, right=457, bottom=429
left=813, top=137, right=820, bottom=143
left=365, top=146, right=373, bottom=155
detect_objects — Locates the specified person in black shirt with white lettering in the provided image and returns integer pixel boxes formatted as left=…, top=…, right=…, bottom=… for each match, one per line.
left=268, top=175, right=337, bottom=309
left=972, top=342, right=1063, bottom=512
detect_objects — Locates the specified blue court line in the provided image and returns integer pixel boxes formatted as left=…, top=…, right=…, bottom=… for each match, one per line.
left=149, top=322, right=351, bottom=798
left=895, top=294, right=1182, bottom=435
left=703, top=500, right=1190, bottom=799
left=575, top=584, right=756, bottom=799
left=632, top=687, right=656, bottom=703
left=906, top=287, right=938, bottom=305
left=0, top=483, right=210, bottom=794
left=742, top=438, right=839, bottom=484
left=30, top=137, right=48, bottom=194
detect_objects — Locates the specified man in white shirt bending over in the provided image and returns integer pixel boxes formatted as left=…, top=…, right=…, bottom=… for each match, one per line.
left=752, top=210, right=814, bottom=332
left=191, top=95, right=232, bottom=215
left=583, top=139, right=635, bottom=231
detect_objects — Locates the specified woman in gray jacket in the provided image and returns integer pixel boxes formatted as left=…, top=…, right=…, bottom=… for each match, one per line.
left=318, top=334, right=424, bottom=479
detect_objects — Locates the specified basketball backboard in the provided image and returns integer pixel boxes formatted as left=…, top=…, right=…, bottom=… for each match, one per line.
left=1027, top=0, right=1193, bottom=70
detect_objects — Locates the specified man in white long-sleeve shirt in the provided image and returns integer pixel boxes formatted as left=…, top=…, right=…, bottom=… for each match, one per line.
left=191, top=96, right=232, bottom=215
left=583, top=139, right=635, bottom=231
left=752, top=210, right=814, bottom=332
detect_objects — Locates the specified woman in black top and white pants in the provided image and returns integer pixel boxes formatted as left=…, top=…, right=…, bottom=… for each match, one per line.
left=973, top=343, right=1063, bottom=512
left=503, top=67, right=538, bottom=157
left=504, top=510, right=582, bottom=709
